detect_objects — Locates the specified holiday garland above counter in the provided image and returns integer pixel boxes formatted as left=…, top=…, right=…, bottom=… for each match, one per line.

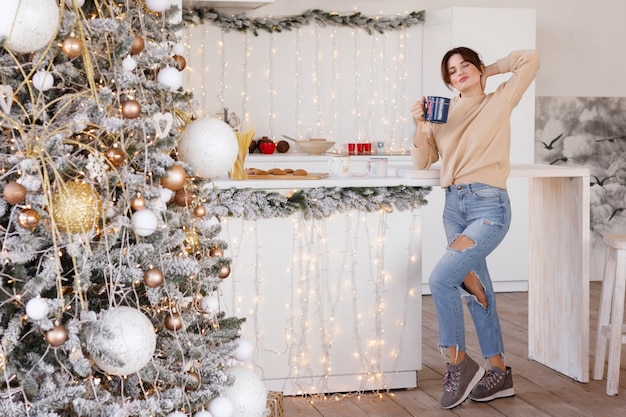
left=183, top=8, right=425, bottom=35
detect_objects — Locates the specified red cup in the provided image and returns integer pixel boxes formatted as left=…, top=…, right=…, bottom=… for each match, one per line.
left=364, top=143, right=372, bottom=154
left=258, top=141, right=276, bottom=154
left=357, top=143, right=365, bottom=155
left=348, top=143, right=356, bottom=155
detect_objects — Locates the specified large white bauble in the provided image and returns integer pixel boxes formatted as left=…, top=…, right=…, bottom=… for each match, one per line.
left=132, top=209, right=158, bottom=237
left=178, top=118, right=238, bottom=179
left=89, top=306, right=156, bottom=375
left=222, top=366, right=267, bottom=417
left=122, top=55, right=137, bottom=71
left=26, top=297, right=49, bottom=320
left=145, top=0, right=171, bottom=12
left=0, top=0, right=60, bottom=54
left=157, top=67, right=183, bottom=92
left=208, top=396, right=234, bottom=417
left=32, top=70, right=54, bottom=92
left=232, top=338, right=254, bottom=362
left=194, top=411, right=213, bottom=417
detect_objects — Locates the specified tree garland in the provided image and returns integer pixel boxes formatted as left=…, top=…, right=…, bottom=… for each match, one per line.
left=204, top=185, right=431, bottom=220
left=182, top=8, right=425, bottom=35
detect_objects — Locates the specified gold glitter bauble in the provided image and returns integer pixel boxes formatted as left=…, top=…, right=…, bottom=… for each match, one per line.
left=17, top=208, right=40, bottom=229
left=143, top=268, right=164, bottom=288
left=174, top=188, right=194, bottom=207
left=218, top=265, right=231, bottom=279
left=105, top=146, right=126, bottom=167
left=173, top=55, right=186, bottom=70
left=184, top=229, right=200, bottom=253
left=131, top=196, right=146, bottom=211
left=61, top=36, right=82, bottom=58
left=121, top=99, right=141, bottom=119
left=3, top=182, right=27, bottom=204
left=51, top=182, right=102, bottom=234
left=193, top=205, right=206, bottom=218
left=45, top=325, right=69, bottom=347
left=209, top=247, right=224, bottom=257
left=130, top=34, right=145, bottom=55
left=164, top=311, right=183, bottom=331
left=160, top=164, right=186, bottom=191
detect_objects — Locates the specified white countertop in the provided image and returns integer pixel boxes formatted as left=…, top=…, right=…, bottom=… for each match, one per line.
left=211, top=163, right=590, bottom=190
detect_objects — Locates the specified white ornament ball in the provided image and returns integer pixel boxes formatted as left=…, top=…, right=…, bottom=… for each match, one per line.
left=173, top=43, right=186, bottom=56
left=122, top=55, right=137, bottom=71
left=145, top=0, right=171, bottom=12
left=32, top=70, right=54, bottom=92
left=222, top=366, right=267, bottom=417
left=208, top=396, right=234, bottom=417
left=166, top=413, right=186, bottom=417
left=200, top=295, right=219, bottom=314
left=64, top=0, right=85, bottom=8
left=89, top=306, right=156, bottom=375
left=232, top=338, right=254, bottom=362
left=194, top=411, right=213, bottom=417
left=26, top=298, right=49, bottom=320
left=178, top=118, right=238, bottom=179
left=132, top=209, right=158, bottom=237
left=0, top=0, right=60, bottom=54
left=157, top=67, right=183, bottom=92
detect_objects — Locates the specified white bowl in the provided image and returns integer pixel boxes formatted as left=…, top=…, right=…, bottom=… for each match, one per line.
left=295, top=139, right=335, bottom=155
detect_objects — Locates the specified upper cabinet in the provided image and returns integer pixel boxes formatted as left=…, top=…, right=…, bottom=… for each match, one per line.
left=182, top=0, right=274, bottom=9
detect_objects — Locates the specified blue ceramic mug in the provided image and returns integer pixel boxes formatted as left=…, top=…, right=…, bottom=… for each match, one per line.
left=425, top=96, right=450, bottom=124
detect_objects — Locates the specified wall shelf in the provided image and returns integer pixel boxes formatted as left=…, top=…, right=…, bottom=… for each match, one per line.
left=183, top=0, right=274, bottom=10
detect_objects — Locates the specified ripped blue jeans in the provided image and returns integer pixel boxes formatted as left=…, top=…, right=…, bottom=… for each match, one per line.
left=429, top=183, right=511, bottom=359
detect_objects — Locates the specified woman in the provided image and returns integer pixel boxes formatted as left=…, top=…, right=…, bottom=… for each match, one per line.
left=411, top=47, right=539, bottom=409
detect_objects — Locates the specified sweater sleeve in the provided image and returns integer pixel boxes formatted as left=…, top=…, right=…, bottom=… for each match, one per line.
left=411, top=124, right=440, bottom=169
left=491, top=50, right=540, bottom=106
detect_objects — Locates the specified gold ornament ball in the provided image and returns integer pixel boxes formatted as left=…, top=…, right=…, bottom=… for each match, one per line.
left=193, top=205, right=206, bottom=218
left=121, top=99, right=141, bottom=119
left=143, top=268, right=164, bottom=288
left=174, top=188, right=194, bottom=207
left=130, top=34, right=145, bottom=55
left=3, top=182, right=27, bottom=205
left=51, top=182, right=102, bottom=234
left=164, top=311, right=184, bottom=331
left=45, top=325, right=69, bottom=347
left=131, top=196, right=146, bottom=211
left=160, top=164, right=187, bottom=191
left=185, top=370, right=201, bottom=391
left=209, top=247, right=224, bottom=257
left=62, top=36, right=82, bottom=58
left=218, top=265, right=231, bottom=279
left=105, top=146, right=126, bottom=167
left=17, top=208, right=40, bottom=229
left=173, top=54, right=186, bottom=70
left=184, top=229, right=200, bottom=253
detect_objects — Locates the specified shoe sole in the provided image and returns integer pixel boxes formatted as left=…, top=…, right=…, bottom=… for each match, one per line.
left=470, top=387, right=516, bottom=402
left=441, top=366, right=485, bottom=409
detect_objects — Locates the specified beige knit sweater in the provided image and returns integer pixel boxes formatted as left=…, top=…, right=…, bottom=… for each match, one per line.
left=411, top=50, right=540, bottom=189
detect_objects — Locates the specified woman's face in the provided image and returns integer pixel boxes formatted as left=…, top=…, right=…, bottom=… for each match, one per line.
left=446, top=53, right=483, bottom=96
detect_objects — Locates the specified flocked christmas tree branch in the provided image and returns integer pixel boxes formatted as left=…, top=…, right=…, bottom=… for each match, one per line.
left=183, top=8, right=426, bottom=35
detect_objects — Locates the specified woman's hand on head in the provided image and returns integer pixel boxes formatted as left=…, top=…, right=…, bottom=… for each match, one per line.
left=411, top=97, right=427, bottom=124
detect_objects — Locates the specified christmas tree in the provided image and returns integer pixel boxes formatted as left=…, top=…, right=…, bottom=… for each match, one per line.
left=0, top=1, right=252, bottom=415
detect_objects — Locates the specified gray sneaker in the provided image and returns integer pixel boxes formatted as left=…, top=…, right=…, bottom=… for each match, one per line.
left=440, top=355, right=484, bottom=409
left=469, top=366, right=515, bottom=402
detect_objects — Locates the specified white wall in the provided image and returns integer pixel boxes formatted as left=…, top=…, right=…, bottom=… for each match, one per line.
left=236, top=0, right=626, bottom=98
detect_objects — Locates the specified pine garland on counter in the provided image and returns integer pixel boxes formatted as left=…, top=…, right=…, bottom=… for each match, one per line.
left=183, top=8, right=425, bottom=35
left=203, top=185, right=431, bottom=220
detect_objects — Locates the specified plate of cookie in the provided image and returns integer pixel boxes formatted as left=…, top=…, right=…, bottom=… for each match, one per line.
left=246, top=168, right=329, bottom=180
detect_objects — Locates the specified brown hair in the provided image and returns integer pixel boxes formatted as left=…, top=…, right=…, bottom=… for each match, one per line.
left=440, top=47, right=484, bottom=90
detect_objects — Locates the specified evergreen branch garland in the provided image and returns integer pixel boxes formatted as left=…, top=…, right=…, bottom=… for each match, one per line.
left=183, top=8, right=425, bottom=35
left=205, top=186, right=431, bottom=221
